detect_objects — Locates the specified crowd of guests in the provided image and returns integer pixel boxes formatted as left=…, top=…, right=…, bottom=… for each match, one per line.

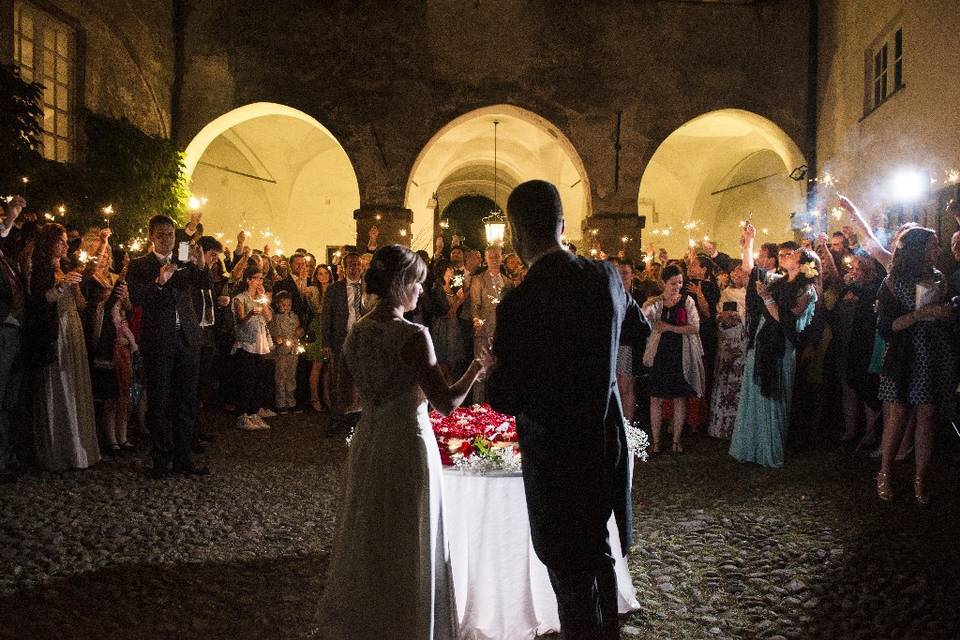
left=0, top=193, right=958, bottom=505
left=0, top=201, right=528, bottom=482
left=612, top=196, right=960, bottom=507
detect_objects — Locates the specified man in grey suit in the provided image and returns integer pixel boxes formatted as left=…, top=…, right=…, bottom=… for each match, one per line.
left=487, top=180, right=637, bottom=639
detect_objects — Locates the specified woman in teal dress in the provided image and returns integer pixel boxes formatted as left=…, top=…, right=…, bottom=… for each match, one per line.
left=729, top=223, right=819, bottom=468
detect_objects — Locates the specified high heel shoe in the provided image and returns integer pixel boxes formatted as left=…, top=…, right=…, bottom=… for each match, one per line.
left=672, top=440, right=684, bottom=454
left=914, top=476, right=930, bottom=507
left=876, top=472, right=894, bottom=502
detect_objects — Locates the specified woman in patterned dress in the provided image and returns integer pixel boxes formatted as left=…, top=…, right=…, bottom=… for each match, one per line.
left=875, top=227, right=956, bottom=505
left=708, top=261, right=748, bottom=439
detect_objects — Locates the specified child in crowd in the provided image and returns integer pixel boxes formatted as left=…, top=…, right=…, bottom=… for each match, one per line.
left=270, top=291, right=303, bottom=414
left=232, top=265, right=273, bottom=431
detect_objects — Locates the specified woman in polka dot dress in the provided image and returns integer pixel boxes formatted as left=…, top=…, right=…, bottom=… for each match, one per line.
left=875, top=227, right=957, bottom=506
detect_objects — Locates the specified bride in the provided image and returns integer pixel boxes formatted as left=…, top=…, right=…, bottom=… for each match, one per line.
left=317, top=245, right=485, bottom=639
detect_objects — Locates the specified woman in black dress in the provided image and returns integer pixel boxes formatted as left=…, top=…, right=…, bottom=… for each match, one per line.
left=875, top=227, right=956, bottom=505
left=641, top=264, right=705, bottom=453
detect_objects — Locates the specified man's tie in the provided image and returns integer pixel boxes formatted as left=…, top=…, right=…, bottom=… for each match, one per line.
left=351, top=282, right=363, bottom=317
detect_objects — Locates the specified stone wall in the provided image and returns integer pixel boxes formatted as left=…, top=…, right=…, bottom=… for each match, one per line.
left=177, top=0, right=812, bottom=215
left=816, top=0, right=960, bottom=219
left=0, top=0, right=175, bottom=137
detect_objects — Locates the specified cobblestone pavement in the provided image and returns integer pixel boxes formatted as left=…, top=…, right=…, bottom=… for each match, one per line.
left=1, top=410, right=958, bottom=639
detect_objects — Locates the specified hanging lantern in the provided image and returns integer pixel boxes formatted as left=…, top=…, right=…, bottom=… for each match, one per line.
left=484, top=120, right=506, bottom=246
left=483, top=210, right=506, bottom=245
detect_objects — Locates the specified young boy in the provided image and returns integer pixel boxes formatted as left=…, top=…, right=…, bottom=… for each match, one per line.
left=269, top=291, right=303, bottom=414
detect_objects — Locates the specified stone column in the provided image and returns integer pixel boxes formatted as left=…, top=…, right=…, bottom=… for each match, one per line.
left=581, top=212, right=646, bottom=261
left=354, top=204, right=414, bottom=252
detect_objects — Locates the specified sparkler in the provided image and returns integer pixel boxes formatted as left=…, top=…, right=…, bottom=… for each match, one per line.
left=43, top=212, right=55, bottom=221
left=187, top=196, right=207, bottom=210
left=57, top=205, right=66, bottom=216
left=102, top=204, right=115, bottom=227
left=255, top=295, right=270, bottom=305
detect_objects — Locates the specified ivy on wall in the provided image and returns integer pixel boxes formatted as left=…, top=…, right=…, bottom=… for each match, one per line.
left=1, top=64, right=188, bottom=246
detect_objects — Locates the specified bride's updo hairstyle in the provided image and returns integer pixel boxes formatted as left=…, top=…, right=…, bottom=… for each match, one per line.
left=365, top=244, right=427, bottom=304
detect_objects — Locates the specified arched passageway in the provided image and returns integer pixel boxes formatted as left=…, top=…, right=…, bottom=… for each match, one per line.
left=638, top=109, right=807, bottom=257
left=183, top=102, right=360, bottom=256
left=405, top=105, right=591, bottom=251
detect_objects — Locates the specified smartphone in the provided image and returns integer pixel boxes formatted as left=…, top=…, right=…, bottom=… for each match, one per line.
left=722, top=301, right=738, bottom=312
left=177, top=241, right=190, bottom=263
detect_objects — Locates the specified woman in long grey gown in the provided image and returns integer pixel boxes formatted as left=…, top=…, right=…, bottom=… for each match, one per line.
left=29, top=223, right=100, bottom=471
left=317, top=245, right=484, bottom=640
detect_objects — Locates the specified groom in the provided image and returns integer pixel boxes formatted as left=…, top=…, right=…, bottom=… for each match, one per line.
left=487, top=180, right=636, bottom=639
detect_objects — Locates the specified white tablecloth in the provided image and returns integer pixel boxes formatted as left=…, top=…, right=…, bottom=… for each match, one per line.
left=442, top=467, right=640, bottom=640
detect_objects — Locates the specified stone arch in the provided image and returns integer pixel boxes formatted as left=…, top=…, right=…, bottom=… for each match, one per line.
left=183, top=102, right=360, bottom=257
left=637, top=109, right=807, bottom=257
left=405, top=105, right=591, bottom=251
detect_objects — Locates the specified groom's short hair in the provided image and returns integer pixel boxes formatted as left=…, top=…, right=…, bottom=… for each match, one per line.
left=507, top=180, right=563, bottom=239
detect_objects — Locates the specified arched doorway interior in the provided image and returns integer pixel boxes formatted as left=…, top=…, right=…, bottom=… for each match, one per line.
left=183, top=102, right=360, bottom=258
left=442, top=194, right=497, bottom=252
left=405, top=105, right=591, bottom=252
left=637, top=109, right=807, bottom=257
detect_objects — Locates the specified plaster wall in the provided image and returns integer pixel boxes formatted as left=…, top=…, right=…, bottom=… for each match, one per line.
left=177, top=0, right=812, bottom=239
left=816, top=0, right=960, bottom=216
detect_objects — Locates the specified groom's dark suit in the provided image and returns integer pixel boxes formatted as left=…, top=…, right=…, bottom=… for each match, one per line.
left=487, top=249, right=636, bottom=639
left=127, top=253, right=203, bottom=472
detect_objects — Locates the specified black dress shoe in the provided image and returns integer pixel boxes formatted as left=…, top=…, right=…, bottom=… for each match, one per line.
left=192, top=443, right=207, bottom=454
left=198, top=434, right=216, bottom=444
left=0, top=470, right=18, bottom=484
left=172, top=464, right=210, bottom=476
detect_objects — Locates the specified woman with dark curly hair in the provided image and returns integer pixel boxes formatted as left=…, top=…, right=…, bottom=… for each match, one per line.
left=27, top=223, right=100, bottom=471
left=729, top=223, right=819, bottom=468
left=875, top=227, right=956, bottom=505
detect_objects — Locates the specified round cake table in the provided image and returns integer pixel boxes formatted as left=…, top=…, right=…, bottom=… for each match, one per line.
left=442, top=466, right=640, bottom=640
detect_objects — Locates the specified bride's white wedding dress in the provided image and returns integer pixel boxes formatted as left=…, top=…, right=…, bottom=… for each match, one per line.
left=317, top=316, right=458, bottom=640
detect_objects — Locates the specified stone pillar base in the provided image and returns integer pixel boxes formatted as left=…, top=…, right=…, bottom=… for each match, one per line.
left=581, top=212, right=646, bottom=261
left=354, top=205, right=414, bottom=251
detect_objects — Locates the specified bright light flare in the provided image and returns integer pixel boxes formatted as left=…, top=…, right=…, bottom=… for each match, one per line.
left=891, top=170, right=928, bottom=202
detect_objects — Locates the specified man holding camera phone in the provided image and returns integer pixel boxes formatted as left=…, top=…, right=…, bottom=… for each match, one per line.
left=128, top=215, right=208, bottom=478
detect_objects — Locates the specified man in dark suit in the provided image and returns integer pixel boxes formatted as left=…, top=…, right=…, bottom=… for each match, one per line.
left=273, top=252, right=312, bottom=330
left=0, top=196, right=26, bottom=484
left=487, top=180, right=636, bottom=639
left=322, top=252, right=365, bottom=432
left=127, top=215, right=208, bottom=477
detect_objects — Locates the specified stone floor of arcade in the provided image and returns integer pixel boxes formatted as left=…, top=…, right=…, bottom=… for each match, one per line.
left=1, top=410, right=958, bottom=640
